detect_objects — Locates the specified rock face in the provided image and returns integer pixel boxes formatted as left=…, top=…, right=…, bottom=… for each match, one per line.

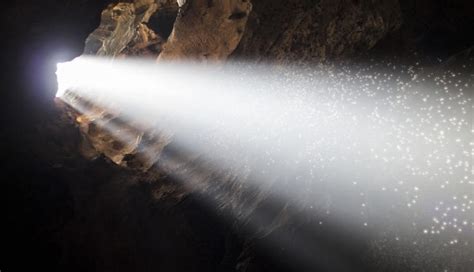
left=84, top=2, right=142, bottom=56
left=158, top=0, right=252, bottom=61
left=83, top=0, right=404, bottom=62
left=75, top=0, right=402, bottom=172
left=84, top=0, right=176, bottom=57
left=233, top=0, right=402, bottom=62
left=73, top=0, right=254, bottom=169
left=73, top=0, right=176, bottom=169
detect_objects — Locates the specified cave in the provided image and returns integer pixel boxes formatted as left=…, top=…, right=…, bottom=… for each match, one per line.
left=147, top=5, right=178, bottom=40
left=1, top=1, right=473, bottom=272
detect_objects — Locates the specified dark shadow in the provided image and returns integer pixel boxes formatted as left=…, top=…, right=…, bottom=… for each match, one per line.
left=147, top=6, right=179, bottom=40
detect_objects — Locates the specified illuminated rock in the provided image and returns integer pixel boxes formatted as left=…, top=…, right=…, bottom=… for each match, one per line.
left=73, top=0, right=253, bottom=169
left=73, top=0, right=176, bottom=169
left=158, top=0, right=252, bottom=61
left=73, top=0, right=401, bottom=171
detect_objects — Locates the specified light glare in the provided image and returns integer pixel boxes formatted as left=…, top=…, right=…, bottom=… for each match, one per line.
left=55, top=56, right=473, bottom=269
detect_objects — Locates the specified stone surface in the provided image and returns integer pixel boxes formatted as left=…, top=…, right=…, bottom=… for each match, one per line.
left=233, top=0, right=402, bottom=62
left=84, top=2, right=143, bottom=56
left=76, top=0, right=403, bottom=173
left=72, top=0, right=403, bottom=167
left=76, top=1, right=178, bottom=168
left=75, top=0, right=254, bottom=170
left=158, top=0, right=252, bottom=61
left=84, top=0, right=177, bottom=57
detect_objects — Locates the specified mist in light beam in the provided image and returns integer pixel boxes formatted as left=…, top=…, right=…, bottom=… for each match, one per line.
left=56, top=56, right=473, bottom=270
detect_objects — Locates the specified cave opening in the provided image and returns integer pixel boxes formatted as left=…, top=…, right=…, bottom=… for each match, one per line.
left=147, top=6, right=179, bottom=40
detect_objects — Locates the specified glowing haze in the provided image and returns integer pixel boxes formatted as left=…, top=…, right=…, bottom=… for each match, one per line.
left=56, top=56, right=473, bottom=268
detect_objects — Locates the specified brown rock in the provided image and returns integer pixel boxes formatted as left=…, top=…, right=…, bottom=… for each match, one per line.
left=158, top=0, right=252, bottom=61
left=75, top=0, right=402, bottom=171
left=233, top=0, right=402, bottom=62
left=83, top=0, right=177, bottom=56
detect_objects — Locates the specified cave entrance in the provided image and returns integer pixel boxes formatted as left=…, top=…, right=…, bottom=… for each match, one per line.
left=147, top=5, right=179, bottom=40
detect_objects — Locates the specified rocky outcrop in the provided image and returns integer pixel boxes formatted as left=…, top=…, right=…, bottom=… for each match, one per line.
left=84, top=0, right=176, bottom=57
left=74, top=0, right=403, bottom=173
left=233, top=0, right=402, bottom=62
left=73, top=0, right=254, bottom=169
left=74, top=0, right=177, bottom=168
left=158, top=0, right=252, bottom=61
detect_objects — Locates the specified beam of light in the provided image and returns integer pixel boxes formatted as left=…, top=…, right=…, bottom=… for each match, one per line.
left=56, top=56, right=473, bottom=270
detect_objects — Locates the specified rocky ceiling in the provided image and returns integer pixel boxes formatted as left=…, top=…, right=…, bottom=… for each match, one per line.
left=71, top=0, right=406, bottom=173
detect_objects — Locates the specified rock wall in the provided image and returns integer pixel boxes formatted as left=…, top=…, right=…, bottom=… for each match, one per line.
left=84, top=0, right=176, bottom=57
left=75, top=0, right=403, bottom=173
left=233, top=0, right=402, bottom=62
left=158, top=0, right=252, bottom=61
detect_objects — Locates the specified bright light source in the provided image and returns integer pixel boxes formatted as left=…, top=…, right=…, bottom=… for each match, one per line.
left=55, top=62, right=68, bottom=97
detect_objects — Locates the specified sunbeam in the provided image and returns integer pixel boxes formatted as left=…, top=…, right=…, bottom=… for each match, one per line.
left=56, top=56, right=473, bottom=270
